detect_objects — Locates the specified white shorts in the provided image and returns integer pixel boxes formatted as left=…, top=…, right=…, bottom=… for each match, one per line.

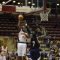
left=17, top=43, right=27, bottom=56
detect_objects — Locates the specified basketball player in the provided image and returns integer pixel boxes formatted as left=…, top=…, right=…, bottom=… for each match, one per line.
left=17, top=26, right=29, bottom=60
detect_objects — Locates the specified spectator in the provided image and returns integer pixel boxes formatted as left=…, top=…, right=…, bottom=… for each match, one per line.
left=44, top=35, right=51, bottom=47
left=10, top=51, right=16, bottom=60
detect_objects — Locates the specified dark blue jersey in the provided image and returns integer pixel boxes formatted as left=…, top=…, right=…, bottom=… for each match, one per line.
left=30, top=33, right=40, bottom=49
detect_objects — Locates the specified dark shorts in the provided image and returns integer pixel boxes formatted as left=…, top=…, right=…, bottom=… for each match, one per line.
left=30, top=48, right=40, bottom=60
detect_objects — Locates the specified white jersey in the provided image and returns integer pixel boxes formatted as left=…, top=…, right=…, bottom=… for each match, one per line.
left=0, top=54, right=6, bottom=60
left=18, top=29, right=28, bottom=56
left=1, top=46, right=7, bottom=56
left=18, top=29, right=27, bottom=42
left=1, top=46, right=7, bottom=52
left=0, top=54, right=2, bottom=60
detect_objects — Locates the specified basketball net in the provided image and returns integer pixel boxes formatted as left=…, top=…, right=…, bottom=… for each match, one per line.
left=40, top=0, right=51, bottom=21
left=40, top=8, right=51, bottom=21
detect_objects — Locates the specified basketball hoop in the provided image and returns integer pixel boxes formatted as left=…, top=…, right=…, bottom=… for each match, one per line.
left=40, top=8, right=51, bottom=21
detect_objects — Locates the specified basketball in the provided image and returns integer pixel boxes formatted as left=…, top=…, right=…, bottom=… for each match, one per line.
left=18, top=15, right=24, bottom=20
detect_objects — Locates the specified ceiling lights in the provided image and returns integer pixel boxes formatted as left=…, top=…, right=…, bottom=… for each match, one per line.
left=17, top=2, right=20, bottom=5
left=57, top=3, right=59, bottom=6
left=28, top=2, right=31, bottom=4
left=32, top=3, right=35, bottom=6
left=13, top=1, right=16, bottom=3
left=2, top=1, right=5, bottom=4
left=2, top=0, right=12, bottom=5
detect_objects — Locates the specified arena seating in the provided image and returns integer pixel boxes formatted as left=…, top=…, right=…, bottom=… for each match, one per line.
left=0, top=13, right=18, bottom=37
left=26, top=15, right=60, bottom=40
left=25, top=15, right=60, bottom=60
left=0, top=13, right=60, bottom=40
